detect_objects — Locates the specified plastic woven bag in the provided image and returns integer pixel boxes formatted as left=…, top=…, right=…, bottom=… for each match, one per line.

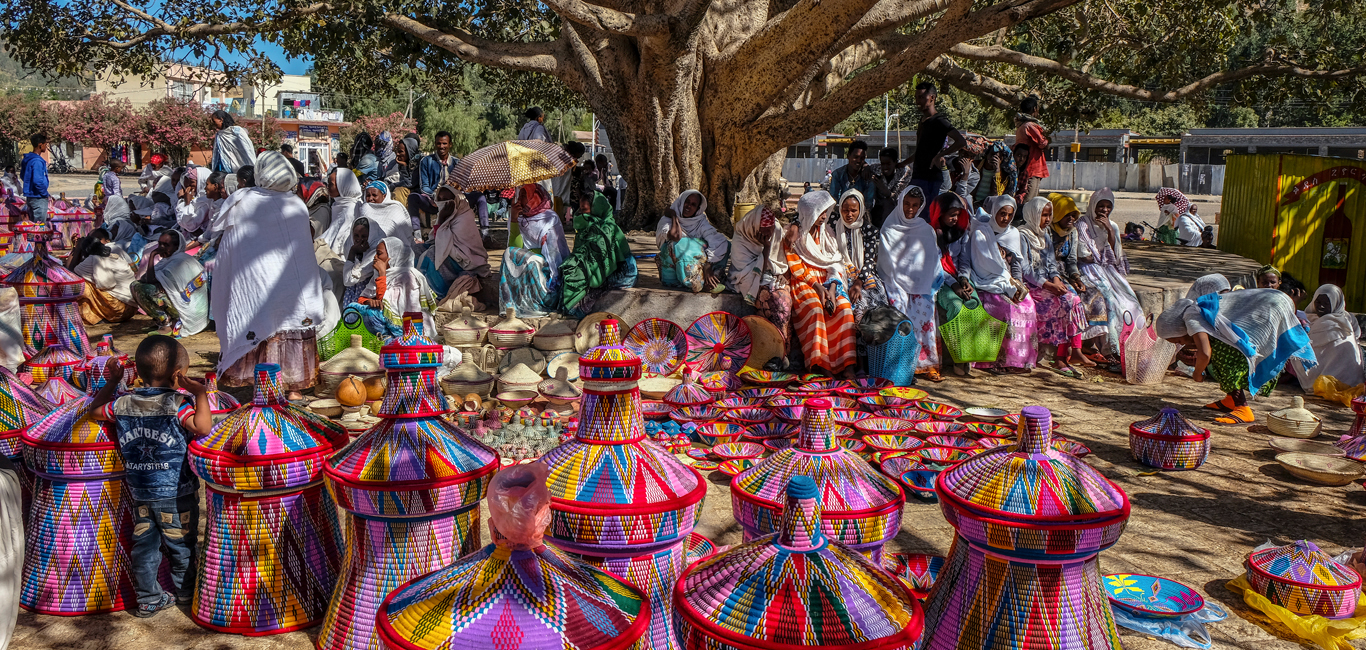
left=939, top=299, right=1006, bottom=364
left=1123, top=322, right=1177, bottom=385
left=1313, top=375, right=1366, bottom=408
left=867, top=320, right=920, bottom=386
left=318, top=305, right=389, bottom=361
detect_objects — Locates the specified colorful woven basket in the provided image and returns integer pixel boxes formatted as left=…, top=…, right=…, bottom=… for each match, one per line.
left=19, top=357, right=143, bottom=615
left=21, top=342, right=83, bottom=384
left=684, top=311, right=751, bottom=372
left=539, top=319, right=703, bottom=650
left=1, top=232, right=89, bottom=358
left=319, top=314, right=500, bottom=650
left=36, top=375, right=82, bottom=406
left=0, top=365, right=53, bottom=460
left=190, top=364, right=349, bottom=636
left=885, top=552, right=947, bottom=599
left=922, top=406, right=1130, bottom=650
left=731, top=398, right=904, bottom=561
left=1128, top=408, right=1211, bottom=471
left=1246, top=540, right=1361, bottom=619
left=676, top=476, right=924, bottom=650
left=663, top=372, right=715, bottom=408
left=625, top=317, right=687, bottom=376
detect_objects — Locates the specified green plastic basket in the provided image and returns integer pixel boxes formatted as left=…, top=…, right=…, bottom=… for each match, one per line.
left=939, top=298, right=1007, bottom=364
left=317, top=306, right=386, bottom=361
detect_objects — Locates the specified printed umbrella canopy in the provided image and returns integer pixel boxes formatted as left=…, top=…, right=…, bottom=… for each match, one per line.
left=449, top=139, right=577, bottom=191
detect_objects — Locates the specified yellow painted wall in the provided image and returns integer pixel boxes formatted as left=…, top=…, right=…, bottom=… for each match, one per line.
left=1219, top=155, right=1280, bottom=264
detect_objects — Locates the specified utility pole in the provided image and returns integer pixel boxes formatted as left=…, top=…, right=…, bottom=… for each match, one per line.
left=883, top=95, right=889, bottom=148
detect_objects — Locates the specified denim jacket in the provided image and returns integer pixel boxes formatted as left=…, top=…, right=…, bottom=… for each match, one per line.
left=417, top=154, right=460, bottom=196
left=107, top=388, right=197, bottom=502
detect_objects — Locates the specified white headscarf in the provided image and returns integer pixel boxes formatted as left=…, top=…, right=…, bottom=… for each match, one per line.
left=877, top=185, right=939, bottom=308
left=1082, top=188, right=1124, bottom=263
left=515, top=184, right=570, bottom=277
left=356, top=182, right=414, bottom=245
left=1299, top=284, right=1364, bottom=390
left=321, top=168, right=363, bottom=255
left=344, top=215, right=390, bottom=289
left=73, top=241, right=136, bottom=305
left=1185, top=273, right=1230, bottom=300
left=657, top=190, right=730, bottom=265
left=179, top=170, right=218, bottom=233
left=793, top=190, right=845, bottom=279
left=833, top=189, right=866, bottom=269
left=214, top=124, right=257, bottom=173
left=255, top=151, right=298, bottom=193
left=966, top=195, right=1020, bottom=295
left=379, top=236, right=434, bottom=323
left=432, top=189, right=490, bottom=277
left=727, top=205, right=787, bottom=304
left=153, top=231, right=209, bottom=335
left=210, top=172, right=326, bottom=372
left=1017, top=197, right=1052, bottom=252
left=103, top=194, right=131, bottom=223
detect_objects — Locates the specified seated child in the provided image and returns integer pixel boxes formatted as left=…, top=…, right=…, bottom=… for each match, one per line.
left=92, top=335, right=213, bottom=617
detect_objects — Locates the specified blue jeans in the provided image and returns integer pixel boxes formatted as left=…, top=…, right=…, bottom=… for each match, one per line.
left=907, top=179, right=940, bottom=220
left=25, top=196, right=48, bottom=222
left=130, top=494, right=198, bottom=605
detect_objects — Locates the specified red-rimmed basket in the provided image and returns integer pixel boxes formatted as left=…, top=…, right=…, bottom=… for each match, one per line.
left=854, top=417, right=916, bottom=437
left=1128, top=408, right=1211, bottom=470
left=913, top=400, right=963, bottom=421
left=684, top=311, right=751, bottom=372
left=1245, top=540, right=1361, bottom=619
left=624, top=317, right=687, bottom=376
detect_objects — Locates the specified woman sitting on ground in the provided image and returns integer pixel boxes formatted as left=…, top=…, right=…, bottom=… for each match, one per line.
left=1078, top=189, right=1147, bottom=353
left=833, top=189, right=887, bottom=320
left=877, top=186, right=945, bottom=381
left=130, top=229, right=209, bottom=337
left=298, top=178, right=332, bottom=236
left=656, top=190, right=730, bottom=293
left=560, top=191, right=638, bottom=318
left=1290, top=284, right=1364, bottom=392
left=1016, top=197, right=1089, bottom=374
left=965, top=195, right=1037, bottom=373
left=420, top=185, right=490, bottom=310
left=931, top=192, right=976, bottom=377
left=357, top=236, right=436, bottom=324
left=319, top=167, right=364, bottom=256
left=499, top=183, right=570, bottom=316
left=70, top=228, right=138, bottom=325
left=1048, top=194, right=1112, bottom=360
left=786, top=191, right=858, bottom=378
left=729, top=205, right=793, bottom=362
left=1156, top=288, right=1315, bottom=425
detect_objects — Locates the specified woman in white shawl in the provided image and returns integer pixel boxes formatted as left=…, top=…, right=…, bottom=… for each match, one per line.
left=359, top=180, right=415, bottom=244
left=320, top=167, right=364, bottom=255
left=877, top=185, right=945, bottom=378
left=966, top=195, right=1036, bottom=371
left=1186, top=273, right=1230, bottom=300
left=729, top=205, right=792, bottom=355
left=499, top=183, right=569, bottom=316
left=1155, top=288, right=1315, bottom=424
left=210, top=150, right=326, bottom=398
left=71, top=228, right=138, bottom=324
left=785, top=191, right=858, bottom=377
left=833, top=189, right=887, bottom=320
left=421, top=185, right=490, bottom=308
left=360, top=236, right=435, bottom=324
left=1072, top=189, right=1147, bottom=358
left=656, top=190, right=730, bottom=293
left=129, top=229, right=209, bottom=336
left=1016, top=197, right=1089, bottom=373
left=210, top=110, right=257, bottom=174
left=1292, top=284, right=1363, bottom=392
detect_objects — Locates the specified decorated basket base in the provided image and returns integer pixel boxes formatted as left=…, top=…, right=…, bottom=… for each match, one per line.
left=921, top=535, right=1123, bottom=650
left=1128, top=409, right=1211, bottom=471
left=191, top=483, right=344, bottom=635
left=21, top=474, right=143, bottom=614
left=316, top=506, right=481, bottom=650
left=562, top=536, right=689, bottom=650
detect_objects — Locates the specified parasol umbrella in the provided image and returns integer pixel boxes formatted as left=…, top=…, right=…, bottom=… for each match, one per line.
left=449, top=140, right=577, bottom=191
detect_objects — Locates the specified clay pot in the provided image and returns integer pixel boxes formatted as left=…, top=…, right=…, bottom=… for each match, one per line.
left=363, top=375, right=387, bottom=401
left=336, top=376, right=367, bottom=407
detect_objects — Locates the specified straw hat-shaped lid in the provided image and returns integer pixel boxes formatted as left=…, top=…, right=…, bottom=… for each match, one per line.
left=1248, top=540, right=1361, bottom=588
left=489, top=306, right=535, bottom=334
left=375, top=464, right=650, bottom=650
left=441, top=306, right=485, bottom=332
left=189, top=363, right=349, bottom=490
left=677, top=477, right=924, bottom=650
left=37, top=375, right=82, bottom=405
left=22, top=341, right=83, bottom=372
left=321, top=334, right=383, bottom=375
left=447, top=359, right=492, bottom=383
left=376, top=314, right=450, bottom=418
left=1271, top=396, right=1318, bottom=422
left=2, top=236, right=84, bottom=299
left=21, top=357, right=124, bottom=477
left=1129, top=407, right=1211, bottom=441
left=664, top=369, right=714, bottom=407
left=0, top=365, right=54, bottom=456
left=938, top=406, right=1128, bottom=524
left=733, top=398, right=903, bottom=514
left=501, top=362, right=543, bottom=386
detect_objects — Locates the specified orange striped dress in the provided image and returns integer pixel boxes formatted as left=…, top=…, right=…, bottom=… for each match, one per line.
left=786, top=250, right=858, bottom=375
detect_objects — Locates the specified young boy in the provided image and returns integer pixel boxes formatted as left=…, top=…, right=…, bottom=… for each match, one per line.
left=92, top=335, right=213, bottom=617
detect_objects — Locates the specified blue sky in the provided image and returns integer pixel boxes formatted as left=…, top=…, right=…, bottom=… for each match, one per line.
left=173, top=38, right=313, bottom=76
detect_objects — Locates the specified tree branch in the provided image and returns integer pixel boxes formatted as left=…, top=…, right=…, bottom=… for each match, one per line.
left=376, top=14, right=561, bottom=73
left=925, top=56, right=1020, bottom=110
left=538, top=0, right=670, bottom=36
left=79, top=3, right=332, bottom=51
left=950, top=43, right=1366, bottom=102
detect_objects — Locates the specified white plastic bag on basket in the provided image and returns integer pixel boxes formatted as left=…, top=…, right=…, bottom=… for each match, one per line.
left=1123, top=322, right=1178, bottom=385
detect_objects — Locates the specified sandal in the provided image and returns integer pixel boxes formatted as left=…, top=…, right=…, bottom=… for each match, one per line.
left=922, top=368, right=945, bottom=383
left=1204, top=396, right=1235, bottom=413
left=1052, top=365, right=1084, bottom=379
left=1214, top=406, right=1254, bottom=425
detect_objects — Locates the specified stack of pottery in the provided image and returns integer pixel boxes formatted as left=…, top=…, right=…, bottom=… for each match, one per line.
left=731, top=397, right=904, bottom=561
left=1128, top=408, right=1212, bottom=470
left=539, top=319, right=705, bottom=650
left=374, top=464, right=650, bottom=650
left=676, top=476, right=924, bottom=650
left=1245, top=540, right=1361, bottom=619
left=2, top=224, right=89, bottom=358
left=318, top=314, right=500, bottom=650
left=188, top=363, right=349, bottom=635
left=19, top=357, right=141, bottom=614
left=318, top=335, right=384, bottom=398
left=922, top=405, right=1130, bottom=650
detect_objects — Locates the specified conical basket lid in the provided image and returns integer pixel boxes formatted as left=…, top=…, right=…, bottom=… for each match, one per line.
left=2, top=241, right=84, bottom=298
left=938, top=406, right=1127, bottom=524
left=0, top=366, right=53, bottom=437
left=36, top=375, right=82, bottom=405
left=1129, top=408, right=1210, bottom=441
left=678, top=477, right=923, bottom=649
left=1248, top=540, right=1362, bottom=589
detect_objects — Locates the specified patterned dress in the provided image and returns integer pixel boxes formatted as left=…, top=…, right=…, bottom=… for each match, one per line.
left=786, top=252, right=857, bottom=375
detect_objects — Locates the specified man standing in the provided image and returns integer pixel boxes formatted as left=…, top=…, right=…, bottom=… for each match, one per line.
left=280, top=143, right=306, bottom=178
left=410, top=131, right=460, bottom=233
left=909, top=83, right=966, bottom=210
left=868, top=146, right=913, bottom=227
left=21, top=133, right=50, bottom=222
left=827, top=140, right=886, bottom=216
left=518, top=107, right=552, bottom=142
left=1014, top=95, right=1050, bottom=201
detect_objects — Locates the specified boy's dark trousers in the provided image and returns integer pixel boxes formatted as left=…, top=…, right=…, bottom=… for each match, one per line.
left=130, top=494, right=199, bottom=605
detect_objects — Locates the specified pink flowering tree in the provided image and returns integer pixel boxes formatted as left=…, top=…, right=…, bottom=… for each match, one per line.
left=340, top=112, right=417, bottom=155
left=0, top=94, right=58, bottom=164
left=56, top=93, right=135, bottom=167
left=138, top=97, right=213, bottom=166
left=239, top=114, right=282, bottom=151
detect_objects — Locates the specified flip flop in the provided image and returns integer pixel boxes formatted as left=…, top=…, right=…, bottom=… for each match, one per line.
left=1204, top=397, right=1235, bottom=413
left=1214, top=407, right=1254, bottom=425
left=1052, top=365, right=1084, bottom=379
